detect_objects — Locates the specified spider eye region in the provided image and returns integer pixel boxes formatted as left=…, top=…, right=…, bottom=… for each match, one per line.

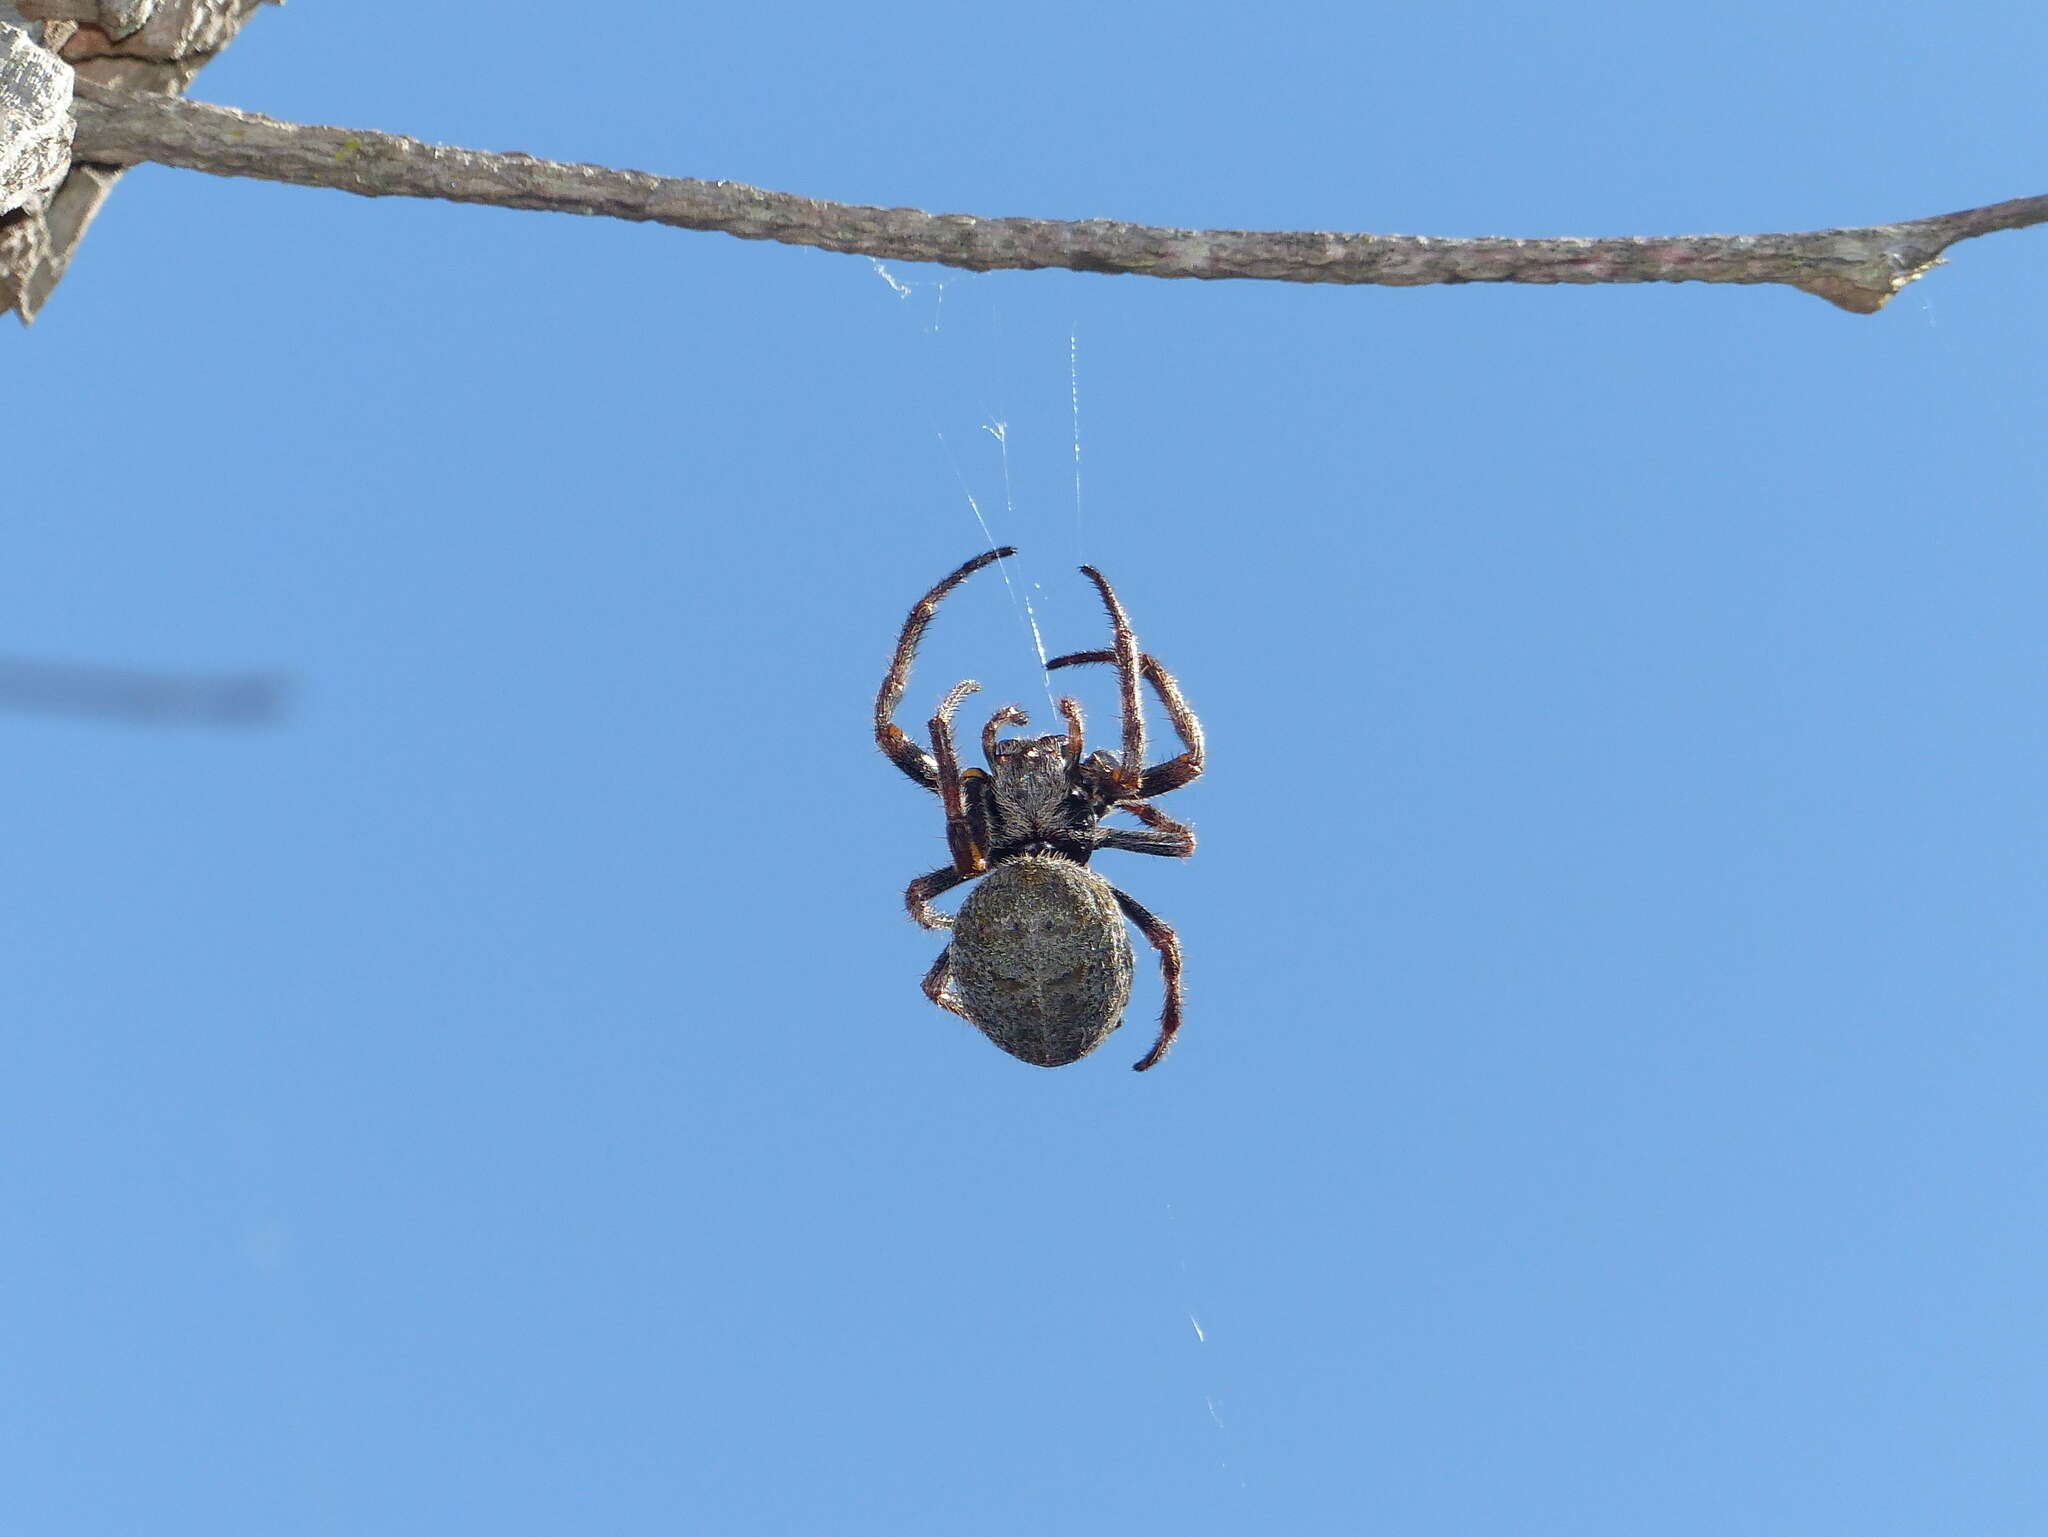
left=992, top=735, right=1067, bottom=761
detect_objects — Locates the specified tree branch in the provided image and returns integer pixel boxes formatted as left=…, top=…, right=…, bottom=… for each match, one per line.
left=62, top=80, right=2048, bottom=315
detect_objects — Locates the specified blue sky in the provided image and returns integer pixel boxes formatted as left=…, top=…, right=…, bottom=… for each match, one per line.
left=8, top=3, right=2048, bottom=1533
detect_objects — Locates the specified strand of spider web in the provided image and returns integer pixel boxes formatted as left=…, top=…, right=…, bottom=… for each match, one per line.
left=933, top=431, right=1059, bottom=715
left=869, top=262, right=1061, bottom=711
left=978, top=415, right=1060, bottom=713
left=1164, top=1198, right=1246, bottom=1491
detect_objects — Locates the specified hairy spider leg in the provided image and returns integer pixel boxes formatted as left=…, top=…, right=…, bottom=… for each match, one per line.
left=1043, top=648, right=1205, bottom=798
left=904, top=863, right=971, bottom=930
left=1110, top=887, right=1184, bottom=1072
left=931, top=679, right=995, bottom=875
left=1090, top=796, right=1196, bottom=859
left=1076, top=566, right=1148, bottom=794
left=876, top=545, right=1017, bottom=792
left=921, top=946, right=972, bottom=1020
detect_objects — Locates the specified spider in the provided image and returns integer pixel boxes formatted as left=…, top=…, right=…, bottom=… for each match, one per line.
left=875, top=547, right=1206, bottom=1071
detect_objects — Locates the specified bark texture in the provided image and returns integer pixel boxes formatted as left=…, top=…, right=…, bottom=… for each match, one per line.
left=0, top=22, right=69, bottom=216
left=16, top=0, right=156, bottom=41
left=0, top=0, right=270, bottom=320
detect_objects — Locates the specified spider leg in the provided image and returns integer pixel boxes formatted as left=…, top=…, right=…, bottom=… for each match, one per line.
left=1076, top=566, right=1147, bottom=795
left=932, top=681, right=993, bottom=874
left=905, top=863, right=974, bottom=930
left=1109, top=886, right=1184, bottom=1072
left=1090, top=797, right=1196, bottom=858
left=921, top=945, right=973, bottom=1020
left=981, top=704, right=1029, bottom=768
left=1043, top=648, right=1204, bottom=798
left=876, top=547, right=1016, bottom=792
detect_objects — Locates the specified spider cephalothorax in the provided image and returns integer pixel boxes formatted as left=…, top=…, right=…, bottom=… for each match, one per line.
left=875, top=547, right=1206, bottom=1070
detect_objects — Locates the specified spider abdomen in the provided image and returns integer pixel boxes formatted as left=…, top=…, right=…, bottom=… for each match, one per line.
left=951, top=855, right=1135, bottom=1068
